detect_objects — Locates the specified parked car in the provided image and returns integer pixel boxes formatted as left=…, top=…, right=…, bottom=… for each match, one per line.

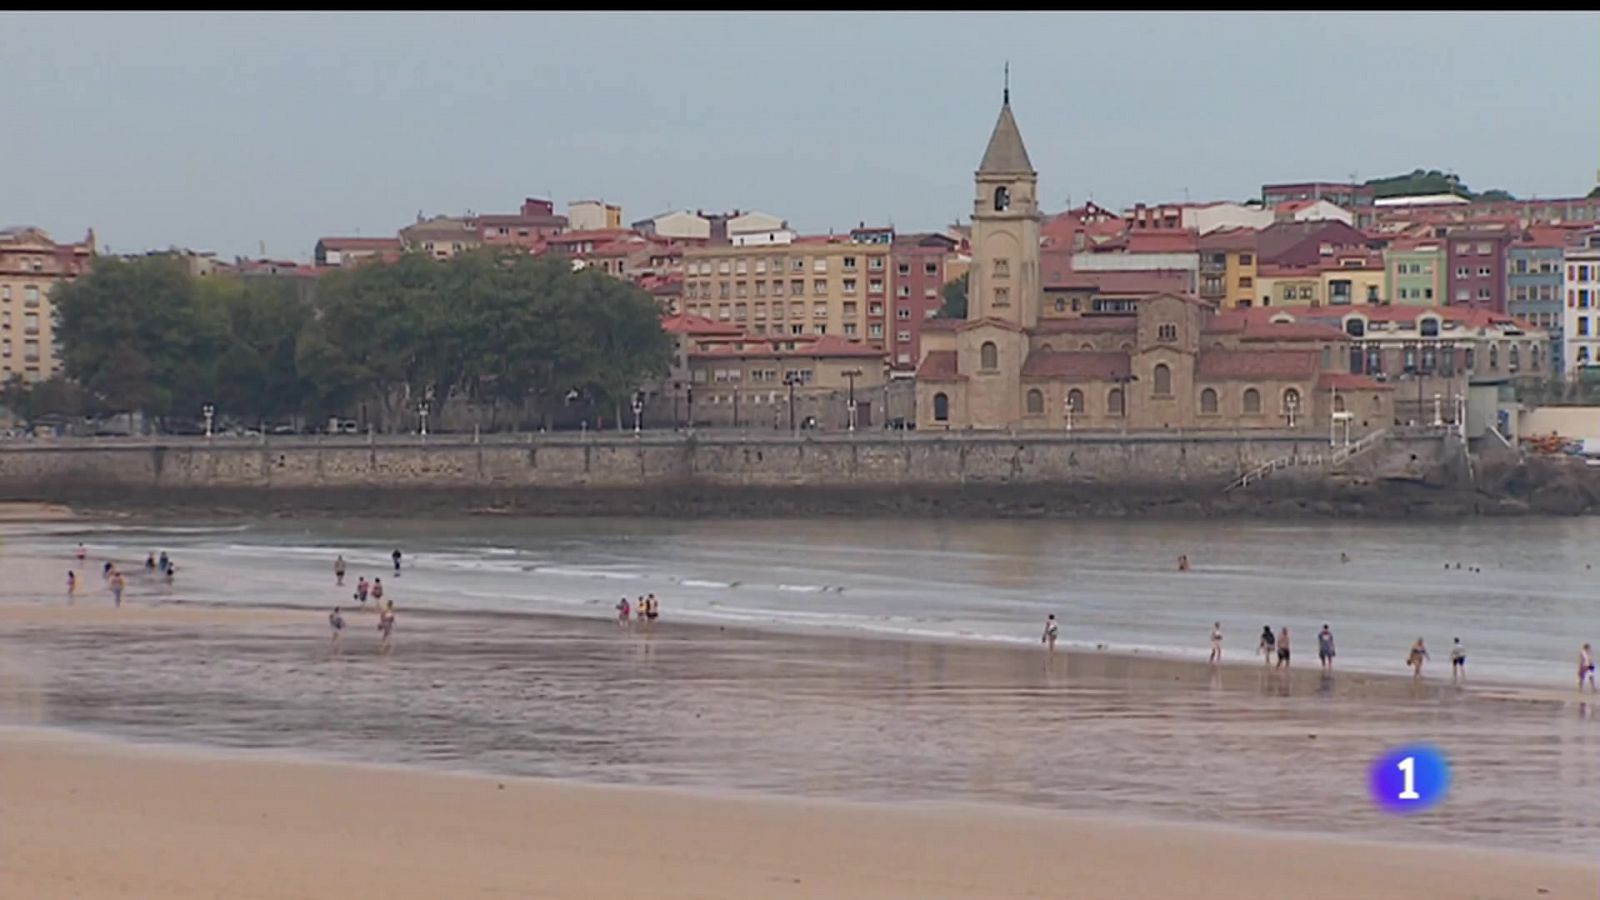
left=335, top=420, right=361, bottom=434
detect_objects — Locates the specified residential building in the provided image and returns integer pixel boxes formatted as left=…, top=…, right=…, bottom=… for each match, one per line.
left=1261, top=181, right=1374, bottom=210
left=399, top=214, right=480, bottom=259
left=679, top=235, right=893, bottom=350
left=567, top=200, right=622, bottom=232
left=544, top=229, right=638, bottom=257
left=914, top=92, right=1387, bottom=433
left=1197, top=228, right=1258, bottom=308
left=725, top=211, right=788, bottom=245
left=1255, top=264, right=1323, bottom=308
left=1563, top=230, right=1600, bottom=375
left=1272, top=199, right=1354, bottom=227
left=1255, top=220, right=1372, bottom=267
left=128, top=247, right=224, bottom=277
left=632, top=210, right=711, bottom=241
left=1384, top=240, right=1446, bottom=306
left=0, top=226, right=94, bottom=382
left=314, top=237, right=403, bottom=269
left=1183, top=201, right=1273, bottom=235
left=1508, top=227, right=1570, bottom=372
left=1320, top=251, right=1386, bottom=307
left=889, top=231, right=960, bottom=370
left=1444, top=228, right=1514, bottom=311
left=475, top=198, right=568, bottom=249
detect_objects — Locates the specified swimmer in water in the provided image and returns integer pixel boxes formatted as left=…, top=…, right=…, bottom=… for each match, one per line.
left=1177, top=554, right=1190, bottom=572
left=75, top=543, right=86, bottom=563
left=66, top=570, right=76, bottom=602
left=646, top=594, right=659, bottom=622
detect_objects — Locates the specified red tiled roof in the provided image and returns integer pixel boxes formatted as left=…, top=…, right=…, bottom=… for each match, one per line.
left=1021, top=350, right=1130, bottom=380
left=1319, top=373, right=1393, bottom=391
left=1195, top=350, right=1319, bottom=380
left=1032, top=316, right=1138, bottom=334
left=1238, top=323, right=1348, bottom=342
left=317, top=237, right=402, bottom=250
left=916, top=350, right=959, bottom=380
left=1125, top=231, right=1199, bottom=253
left=922, top=318, right=963, bottom=332
left=1198, top=227, right=1259, bottom=251
left=659, top=313, right=743, bottom=336
left=1518, top=225, right=1583, bottom=249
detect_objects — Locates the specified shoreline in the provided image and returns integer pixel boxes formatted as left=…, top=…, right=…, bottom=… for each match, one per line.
left=1, top=725, right=1592, bottom=899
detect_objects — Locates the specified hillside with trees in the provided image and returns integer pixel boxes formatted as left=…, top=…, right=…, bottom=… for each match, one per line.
left=1363, top=168, right=1516, bottom=202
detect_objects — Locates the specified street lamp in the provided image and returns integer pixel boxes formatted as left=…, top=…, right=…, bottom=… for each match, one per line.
left=783, top=371, right=802, bottom=436
left=1432, top=392, right=1443, bottom=427
left=632, top=392, right=644, bottom=435
left=672, top=382, right=681, bottom=430
left=1285, top=393, right=1299, bottom=430
left=418, top=400, right=430, bottom=436
left=1063, top=395, right=1075, bottom=432
left=202, top=403, right=215, bottom=439
left=843, top=368, right=863, bottom=432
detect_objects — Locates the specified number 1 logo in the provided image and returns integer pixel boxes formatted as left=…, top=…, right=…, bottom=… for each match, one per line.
left=1369, top=745, right=1449, bottom=814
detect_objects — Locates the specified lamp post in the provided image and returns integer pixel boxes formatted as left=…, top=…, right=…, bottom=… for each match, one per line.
left=632, top=392, right=644, bottom=435
left=783, top=371, right=801, bottom=436
left=672, top=381, right=681, bottom=430
left=1432, top=392, right=1443, bottom=427
left=843, top=368, right=862, bottom=432
left=202, top=403, right=215, bottom=439
left=1285, top=393, right=1299, bottom=430
left=418, top=400, right=430, bottom=436
left=1063, top=395, right=1075, bottom=432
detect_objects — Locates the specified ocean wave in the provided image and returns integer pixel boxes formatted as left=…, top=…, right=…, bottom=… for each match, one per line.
left=532, top=566, right=642, bottom=581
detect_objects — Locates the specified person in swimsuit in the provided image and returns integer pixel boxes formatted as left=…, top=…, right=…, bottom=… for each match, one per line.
left=616, top=597, right=631, bottom=627
left=75, top=543, right=86, bottom=564
left=1042, top=614, right=1059, bottom=652
left=372, top=578, right=384, bottom=606
left=1276, top=626, right=1291, bottom=669
left=329, top=607, right=345, bottom=646
left=1581, top=643, right=1597, bottom=692
left=145, top=553, right=156, bottom=574
left=334, top=555, right=347, bottom=587
left=1258, top=626, right=1276, bottom=666
left=646, top=594, right=659, bottom=622
left=158, top=551, right=169, bottom=575
left=66, top=570, right=76, bottom=602
left=110, top=571, right=125, bottom=608
left=1408, top=638, right=1430, bottom=678
left=392, top=548, right=403, bottom=576
left=164, top=563, right=176, bottom=587
left=378, top=608, right=395, bottom=653
left=102, top=560, right=114, bottom=581
left=1317, top=624, right=1335, bottom=672
left=1209, top=622, right=1222, bottom=664
left=1177, top=554, right=1189, bottom=572
left=1450, top=638, right=1466, bottom=682
left=355, top=577, right=369, bottom=605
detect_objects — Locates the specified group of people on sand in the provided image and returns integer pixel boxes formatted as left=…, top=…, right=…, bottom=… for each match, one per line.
left=328, top=550, right=402, bottom=654
left=66, top=543, right=175, bottom=607
left=616, top=594, right=661, bottom=627
left=1250, top=624, right=1340, bottom=674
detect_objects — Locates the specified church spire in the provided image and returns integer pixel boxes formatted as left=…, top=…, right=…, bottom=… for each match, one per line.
left=977, top=76, right=1033, bottom=176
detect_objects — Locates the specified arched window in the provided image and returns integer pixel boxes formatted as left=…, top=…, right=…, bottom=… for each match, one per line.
left=1283, top=387, right=1302, bottom=414
left=1532, top=344, right=1542, bottom=370
left=1107, top=388, right=1125, bottom=416
left=1026, top=388, right=1044, bottom=414
left=1158, top=323, right=1177, bottom=342
left=1080, top=342, right=1095, bottom=351
left=1510, top=344, right=1520, bottom=369
left=980, top=341, right=999, bottom=370
left=1420, top=317, right=1440, bottom=337
left=1199, top=388, right=1218, bottom=414
left=1243, top=388, right=1262, bottom=414
left=1067, top=389, right=1084, bottom=413
left=1039, top=343, right=1054, bottom=353
left=1345, top=318, right=1365, bottom=337
left=1119, top=342, right=1133, bottom=352
left=1334, top=395, right=1346, bottom=413
left=1153, top=363, right=1172, bottom=396
left=933, top=392, right=949, bottom=421
left=993, top=186, right=1010, bottom=212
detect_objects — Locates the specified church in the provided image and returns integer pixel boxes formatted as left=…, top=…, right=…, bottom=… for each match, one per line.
left=914, top=90, right=1393, bottom=434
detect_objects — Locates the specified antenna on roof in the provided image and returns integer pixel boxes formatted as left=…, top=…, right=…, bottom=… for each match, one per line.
left=1003, top=61, right=1010, bottom=104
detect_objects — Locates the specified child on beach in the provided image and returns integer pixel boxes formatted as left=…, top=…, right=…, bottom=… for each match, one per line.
left=329, top=607, right=345, bottom=646
left=1408, top=638, right=1430, bottom=678
left=1209, top=622, right=1222, bottom=664
left=617, top=597, right=631, bottom=627
left=1450, top=638, right=1466, bottom=681
left=1042, top=614, right=1059, bottom=652
left=335, top=555, right=347, bottom=586
left=1581, top=644, right=1596, bottom=692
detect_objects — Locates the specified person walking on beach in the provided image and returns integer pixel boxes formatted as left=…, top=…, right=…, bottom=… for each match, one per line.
left=1450, top=638, right=1467, bottom=682
left=75, top=543, right=86, bottom=564
left=1317, top=624, right=1336, bottom=673
left=646, top=594, right=660, bottom=623
left=329, top=607, right=345, bottom=647
left=1209, top=622, right=1223, bottom=664
left=102, top=560, right=114, bottom=582
left=354, top=576, right=369, bottom=606
left=378, top=607, right=395, bottom=654
left=334, top=555, right=347, bottom=587
left=66, top=570, right=76, bottom=602
left=1177, top=554, right=1190, bottom=572
left=1408, top=638, right=1430, bottom=679
left=616, top=597, right=631, bottom=628
left=1042, top=614, right=1059, bottom=653
left=1581, top=643, right=1597, bottom=692
left=1275, top=626, right=1291, bottom=670
left=392, top=548, right=403, bottom=577
left=145, top=553, right=156, bottom=574
left=110, top=571, right=125, bottom=608
left=371, top=578, right=384, bottom=607
left=1258, top=626, right=1276, bottom=666
left=158, top=551, right=169, bottom=576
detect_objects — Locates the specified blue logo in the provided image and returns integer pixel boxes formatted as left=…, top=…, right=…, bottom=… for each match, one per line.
left=1368, top=744, right=1451, bottom=814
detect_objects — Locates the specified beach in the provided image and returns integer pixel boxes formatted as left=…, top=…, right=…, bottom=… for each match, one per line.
left=1, top=514, right=1598, bottom=896
left=2, top=727, right=1592, bottom=900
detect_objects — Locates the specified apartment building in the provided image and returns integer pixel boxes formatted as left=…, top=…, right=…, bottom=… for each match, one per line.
left=1384, top=240, right=1446, bottom=306
left=567, top=200, right=622, bottom=232
left=679, top=236, right=893, bottom=349
left=889, top=232, right=959, bottom=370
left=1444, top=227, right=1514, bottom=311
left=0, top=226, right=94, bottom=382
left=1508, top=227, right=1570, bottom=372
left=1197, top=227, right=1258, bottom=308
left=1563, top=230, right=1600, bottom=375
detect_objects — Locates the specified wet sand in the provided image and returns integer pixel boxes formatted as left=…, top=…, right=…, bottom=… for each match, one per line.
left=2, top=727, right=1592, bottom=900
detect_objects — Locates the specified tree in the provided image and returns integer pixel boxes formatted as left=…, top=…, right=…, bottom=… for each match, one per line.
left=937, top=271, right=969, bottom=319
left=1, top=374, right=86, bottom=430
left=1478, top=188, right=1516, bottom=202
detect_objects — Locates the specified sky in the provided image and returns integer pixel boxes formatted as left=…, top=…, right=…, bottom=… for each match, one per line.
left=3, top=12, right=1598, bottom=262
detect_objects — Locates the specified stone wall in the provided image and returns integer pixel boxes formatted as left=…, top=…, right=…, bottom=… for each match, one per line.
left=0, top=431, right=1459, bottom=517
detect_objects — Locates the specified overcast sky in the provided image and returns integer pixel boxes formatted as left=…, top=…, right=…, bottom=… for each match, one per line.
left=4, top=12, right=1596, bottom=261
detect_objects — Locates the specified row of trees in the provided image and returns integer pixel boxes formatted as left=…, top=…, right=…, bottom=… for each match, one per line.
left=26, top=249, right=673, bottom=432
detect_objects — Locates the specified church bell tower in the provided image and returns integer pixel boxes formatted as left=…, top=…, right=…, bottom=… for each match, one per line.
left=968, top=67, right=1042, bottom=330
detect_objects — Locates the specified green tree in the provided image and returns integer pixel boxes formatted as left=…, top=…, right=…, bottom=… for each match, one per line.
left=1, top=374, right=86, bottom=430
left=937, top=271, right=969, bottom=319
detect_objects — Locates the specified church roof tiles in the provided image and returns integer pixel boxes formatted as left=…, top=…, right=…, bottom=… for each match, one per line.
left=977, top=102, right=1034, bottom=175
left=1021, top=351, right=1131, bottom=380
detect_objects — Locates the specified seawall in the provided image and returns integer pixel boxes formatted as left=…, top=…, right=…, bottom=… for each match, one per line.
left=0, top=430, right=1490, bottom=519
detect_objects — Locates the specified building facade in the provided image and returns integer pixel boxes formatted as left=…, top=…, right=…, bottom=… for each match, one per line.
left=913, top=94, right=1389, bottom=434
left=1508, top=232, right=1567, bottom=372
left=1261, top=181, right=1375, bottom=210
left=1563, top=230, right=1600, bottom=375
left=1197, top=228, right=1258, bottom=309
left=0, top=226, right=94, bottom=382
left=679, top=237, right=893, bottom=349
left=475, top=198, right=568, bottom=249
left=889, top=232, right=959, bottom=370
left=1444, top=229, right=1513, bottom=311
left=567, top=200, right=622, bottom=232
left=1384, top=241, right=1446, bottom=306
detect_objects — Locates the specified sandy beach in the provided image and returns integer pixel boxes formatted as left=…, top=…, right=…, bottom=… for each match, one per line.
left=1, top=726, right=1591, bottom=900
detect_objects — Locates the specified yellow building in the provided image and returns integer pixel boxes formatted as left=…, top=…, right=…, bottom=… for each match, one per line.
left=0, top=226, right=94, bottom=382
left=680, top=238, right=893, bottom=351
left=1255, top=264, right=1322, bottom=308
left=1197, top=228, right=1258, bottom=308
left=1257, top=253, right=1386, bottom=309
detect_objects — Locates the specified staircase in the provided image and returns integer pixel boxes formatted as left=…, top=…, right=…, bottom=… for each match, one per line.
left=1225, top=429, right=1390, bottom=494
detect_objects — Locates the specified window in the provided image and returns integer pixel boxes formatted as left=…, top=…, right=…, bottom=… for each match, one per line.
left=844, top=279, right=858, bottom=295
left=1199, top=388, right=1218, bottom=414
left=1366, top=285, right=1379, bottom=302
left=1067, top=389, right=1084, bottom=414
left=869, top=278, right=884, bottom=294
left=1455, top=267, right=1470, bottom=278
left=868, top=323, right=883, bottom=338
left=755, top=260, right=767, bottom=275
left=897, top=285, right=910, bottom=297
left=980, top=341, right=999, bottom=370
left=925, top=263, right=938, bottom=276
left=792, top=258, right=805, bottom=272
left=1420, top=318, right=1439, bottom=337
left=813, top=258, right=827, bottom=274
left=869, top=257, right=884, bottom=271
left=23, top=286, right=39, bottom=305
left=1243, top=388, right=1261, bottom=414
left=1240, top=276, right=1254, bottom=288
left=1510, top=344, right=1520, bottom=370
left=1345, top=318, right=1365, bottom=337
left=1298, top=286, right=1313, bottom=300
left=897, top=308, right=911, bottom=319
left=735, top=259, right=748, bottom=275
left=813, top=302, right=827, bottom=318
left=1107, top=388, right=1124, bottom=416
left=790, top=324, right=804, bottom=335
left=844, top=323, right=858, bottom=336
left=897, top=263, right=910, bottom=276
left=813, top=324, right=826, bottom=335
left=993, top=186, right=1010, bottom=211
left=1054, top=298, right=1067, bottom=312
left=1477, top=242, right=1491, bottom=255
left=933, top=393, right=950, bottom=421
left=1477, top=287, right=1491, bottom=300
left=897, top=330, right=911, bottom=342
left=718, top=260, right=731, bottom=275
left=1239, top=253, right=1254, bottom=266
left=1282, top=388, right=1302, bottom=415
left=1157, top=323, right=1177, bottom=342
left=1489, top=343, right=1499, bottom=369
left=1477, top=266, right=1492, bottom=277
left=842, top=256, right=857, bottom=271
left=1026, top=389, right=1044, bottom=415
left=1152, top=363, right=1172, bottom=396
